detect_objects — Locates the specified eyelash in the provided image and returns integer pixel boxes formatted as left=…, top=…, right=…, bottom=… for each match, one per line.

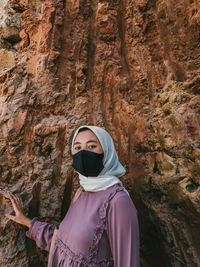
left=74, top=145, right=97, bottom=150
left=89, top=145, right=96, bottom=149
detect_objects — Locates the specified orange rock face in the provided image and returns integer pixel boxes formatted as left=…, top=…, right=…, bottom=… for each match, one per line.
left=0, top=0, right=200, bottom=266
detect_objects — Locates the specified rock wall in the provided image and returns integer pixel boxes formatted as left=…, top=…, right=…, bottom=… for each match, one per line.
left=0, top=0, right=199, bottom=266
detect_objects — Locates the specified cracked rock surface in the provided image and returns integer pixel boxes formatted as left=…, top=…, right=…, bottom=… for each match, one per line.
left=0, top=0, right=199, bottom=266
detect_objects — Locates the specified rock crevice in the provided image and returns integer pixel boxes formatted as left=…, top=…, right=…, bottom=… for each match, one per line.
left=0, top=0, right=199, bottom=266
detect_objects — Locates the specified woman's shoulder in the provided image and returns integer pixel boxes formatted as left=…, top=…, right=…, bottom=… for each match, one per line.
left=107, top=183, right=129, bottom=199
left=111, top=189, right=131, bottom=203
left=109, top=186, right=138, bottom=213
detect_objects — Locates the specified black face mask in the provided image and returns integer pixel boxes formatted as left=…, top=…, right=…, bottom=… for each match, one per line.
left=72, top=150, right=104, bottom=177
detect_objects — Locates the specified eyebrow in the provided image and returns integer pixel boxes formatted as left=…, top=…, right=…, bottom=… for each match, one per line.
left=74, top=140, right=98, bottom=146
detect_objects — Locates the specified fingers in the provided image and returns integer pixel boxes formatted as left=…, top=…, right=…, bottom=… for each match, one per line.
left=8, top=193, right=23, bottom=213
left=5, top=213, right=16, bottom=222
left=5, top=194, right=28, bottom=226
left=15, top=195, right=24, bottom=209
left=8, top=194, right=18, bottom=212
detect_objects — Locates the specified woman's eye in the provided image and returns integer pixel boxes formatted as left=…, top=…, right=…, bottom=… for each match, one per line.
left=74, top=146, right=81, bottom=150
left=88, top=145, right=96, bottom=149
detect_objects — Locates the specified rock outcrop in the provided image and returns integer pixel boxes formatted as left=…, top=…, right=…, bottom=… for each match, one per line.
left=0, top=0, right=199, bottom=266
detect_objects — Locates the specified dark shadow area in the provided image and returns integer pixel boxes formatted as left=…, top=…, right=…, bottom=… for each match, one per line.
left=26, top=182, right=43, bottom=267
left=138, top=203, right=171, bottom=267
left=60, top=176, right=73, bottom=221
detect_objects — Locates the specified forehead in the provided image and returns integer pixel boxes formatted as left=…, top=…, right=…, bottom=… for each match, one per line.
left=74, top=129, right=100, bottom=143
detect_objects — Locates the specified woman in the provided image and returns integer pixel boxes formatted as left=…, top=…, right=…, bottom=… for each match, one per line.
left=6, top=125, right=140, bottom=266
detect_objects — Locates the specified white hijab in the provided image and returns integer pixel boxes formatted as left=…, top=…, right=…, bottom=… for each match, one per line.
left=71, top=125, right=129, bottom=195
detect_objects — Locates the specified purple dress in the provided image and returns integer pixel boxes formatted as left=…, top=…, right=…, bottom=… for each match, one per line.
left=26, top=184, right=140, bottom=267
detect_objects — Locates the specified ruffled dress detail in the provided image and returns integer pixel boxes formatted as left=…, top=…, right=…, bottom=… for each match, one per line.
left=26, top=184, right=140, bottom=267
left=48, top=186, right=123, bottom=267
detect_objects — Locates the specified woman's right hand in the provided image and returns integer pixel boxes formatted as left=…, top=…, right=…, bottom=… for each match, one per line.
left=5, top=193, right=31, bottom=228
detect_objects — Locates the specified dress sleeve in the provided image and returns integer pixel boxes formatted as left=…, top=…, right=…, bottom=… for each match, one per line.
left=107, top=194, right=140, bottom=267
left=26, top=217, right=55, bottom=252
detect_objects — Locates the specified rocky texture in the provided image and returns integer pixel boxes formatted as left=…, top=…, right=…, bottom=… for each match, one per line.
left=0, top=0, right=199, bottom=266
left=0, top=0, right=21, bottom=71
